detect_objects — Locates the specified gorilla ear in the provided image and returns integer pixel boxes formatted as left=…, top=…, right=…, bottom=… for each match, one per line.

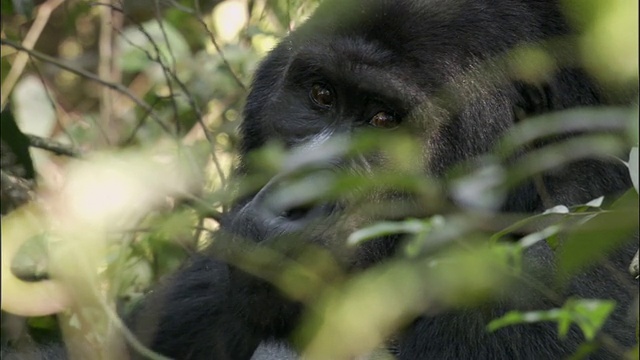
left=513, top=81, right=550, bottom=122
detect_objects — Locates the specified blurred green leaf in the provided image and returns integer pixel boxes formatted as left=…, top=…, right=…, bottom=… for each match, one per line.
left=2, top=0, right=14, bottom=15
left=628, top=147, right=638, bottom=193
left=488, top=299, right=615, bottom=341
left=27, top=315, right=58, bottom=330
left=558, top=189, right=638, bottom=278
left=10, top=233, right=50, bottom=282
left=626, top=345, right=639, bottom=360
left=571, top=300, right=616, bottom=340
left=11, top=0, right=34, bottom=18
left=348, top=218, right=431, bottom=246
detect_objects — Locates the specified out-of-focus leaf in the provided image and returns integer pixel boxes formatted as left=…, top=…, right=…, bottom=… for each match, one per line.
left=451, top=160, right=506, bottom=211
left=488, top=308, right=566, bottom=332
left=580, top=1, right=638, bottom=85
left=585, top=196, right=604, bottom=208
left=628, top=147, right=638, bottom=194
left=571, top=300, right=616, bottom=340
left=543, top=205, right=570, bottom=215
left=13, top=75, right=58, bottom=169
left=2, top=0, right=14, bottom=15
left=498, top=107, right=633, bottom=158
left=10, top=232, right=49, bottom=281
left=507, top=134, right=628, bottom=188
left=1, top=205, right=71, bottom=316
left=347, top=219, right=431, bottom=246
left=567, top=342, right=600, bottom=360
left=1, top=57, right=11, bottom=85
left=519, top=224, right=562, bottom=249
left=27, top=315, right=58, bottom=330
left=558, top=189, right=638, bottom=278
left=488, top=299, right=615, bottom=341
left=11, top=0, right=34, bottom=18
left=300, top=243, right=511, bottom=359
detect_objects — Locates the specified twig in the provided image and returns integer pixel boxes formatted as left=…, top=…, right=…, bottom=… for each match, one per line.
left=98, top=0, right=116, bottom=145
left=26, top=134, right=81, bottom=157
left=29, top=55, right=80, bottom=148
left=0, top=39, right=172, bottom=135
left=0, top=0, right=66, bottom=110
left=117, top=11, right=229, bottom=186
left=191, top=10, right=246, bottom=90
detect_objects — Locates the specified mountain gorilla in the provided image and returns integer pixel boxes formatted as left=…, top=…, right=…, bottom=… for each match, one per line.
left=129, top=0, right=638, bottom=359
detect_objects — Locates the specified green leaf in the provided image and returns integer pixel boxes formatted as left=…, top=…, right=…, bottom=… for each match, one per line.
left=487, top=308, right=566, bottom=332
left=11, top=0, right=34, bottom=18
left=558, top=190, right=638, bottom=279
left=571, top=299, right=616, bottom=341
left=498, top=107, right=632, bottom=158
left=27, top=315, right=57, bottom=330
left=2, top=0, right=14, bottom=15
left=567, top=342, right=600, bottom=360
left=628, top=147, right=638, bottom=194
left=10, top=233, right=50, bottom=282
left=488, top=299, right=615, bottom=342
left=347, top=218, right=430, bottom=246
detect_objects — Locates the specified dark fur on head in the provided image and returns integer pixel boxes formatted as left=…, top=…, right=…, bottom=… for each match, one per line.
left=99, top=1, right=640, bottom=359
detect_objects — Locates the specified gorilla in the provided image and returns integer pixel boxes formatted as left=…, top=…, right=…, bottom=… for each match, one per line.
left=4, top=0, right=637, bottom=359
left=125, top=0, right=638, bottom=359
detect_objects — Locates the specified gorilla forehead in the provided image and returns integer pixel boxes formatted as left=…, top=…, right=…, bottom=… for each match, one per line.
left=294, top=0, right=565, bottom=60
left=240, top=0, right=568, bottom=155
left=287, top=38, right=426, bottom=106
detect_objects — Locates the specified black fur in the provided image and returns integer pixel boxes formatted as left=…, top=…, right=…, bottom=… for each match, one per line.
left=125, top=0, right=638, bottom=359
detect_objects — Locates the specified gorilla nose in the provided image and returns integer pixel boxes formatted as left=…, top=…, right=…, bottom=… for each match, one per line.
left=278, top=201, right=335, bottom=223
left=232, top=170, right=337, bottom=237
left=263, top=170, right=335, bottom=222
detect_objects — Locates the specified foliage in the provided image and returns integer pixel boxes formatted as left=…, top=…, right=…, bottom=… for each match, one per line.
left=0, top=0, right=637, bottom=359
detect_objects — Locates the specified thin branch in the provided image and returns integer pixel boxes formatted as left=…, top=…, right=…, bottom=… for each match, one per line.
left=28, top=56, right=80, bottom=148
left=191, top=10, right=247, bottom=90
left=152, top=1, right=182, bottom=132
left=98, top=0, right=116, bottom=145
left=120, top=97, right=163, bottom=146
left=26, top=134, right=81, bottom=157
left=0, top=39, right=172, bottom=135
left=116, top=11, right=229, bottom=186
left=95, top=1, right=232, bottom=190
left=0, top=0, right=65, bottom=110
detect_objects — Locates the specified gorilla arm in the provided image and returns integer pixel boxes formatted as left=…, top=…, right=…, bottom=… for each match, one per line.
left=128, top=257, right=263, bottom=360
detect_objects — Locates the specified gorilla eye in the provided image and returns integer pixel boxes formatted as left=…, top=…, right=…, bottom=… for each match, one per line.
left=310, top=83, right=334, bottom=108
left=369, top=111, right=399, bottom=129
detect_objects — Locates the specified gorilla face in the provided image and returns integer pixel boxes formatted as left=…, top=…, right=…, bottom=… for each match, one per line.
left=217, top=8, right=635, bottom=342
left=224, top=0, right=574, bottom=265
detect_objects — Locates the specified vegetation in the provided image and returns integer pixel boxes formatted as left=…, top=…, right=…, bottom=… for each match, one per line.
left=1, top=0, right=637, bottom=359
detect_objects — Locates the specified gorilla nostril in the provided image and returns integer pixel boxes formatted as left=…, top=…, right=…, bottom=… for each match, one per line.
left=279, top=202, right=335, bottom=223
left=280, top=204, right=314, bottom=221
